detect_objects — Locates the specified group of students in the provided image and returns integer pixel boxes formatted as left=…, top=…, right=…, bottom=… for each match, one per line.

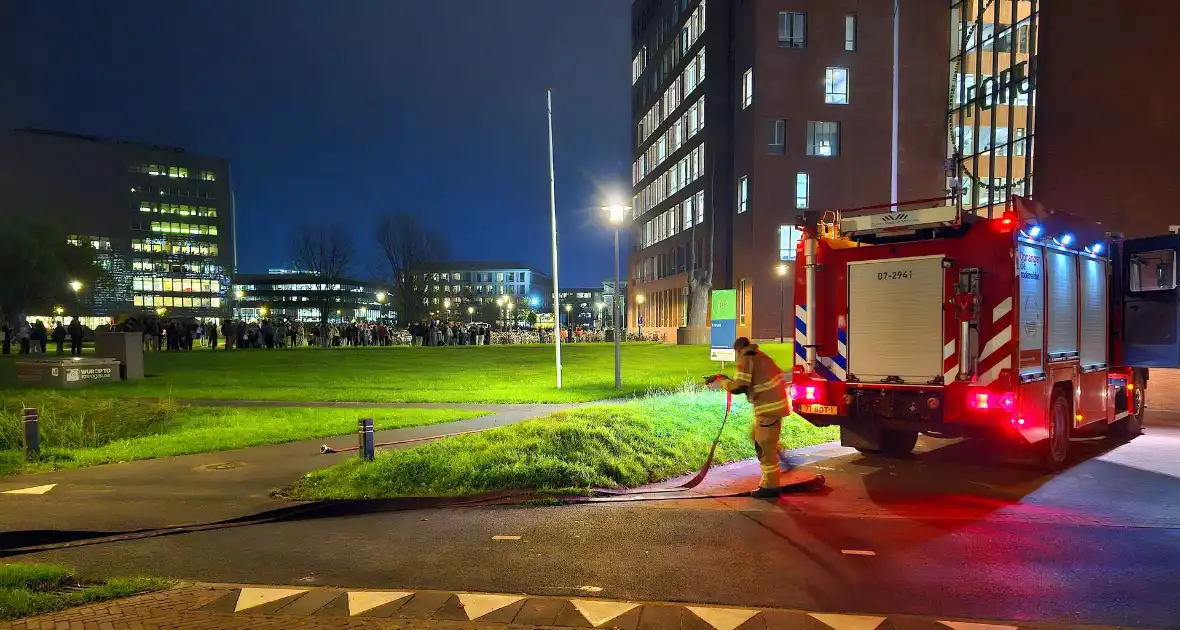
left=0, top=318, right=85, bottom=356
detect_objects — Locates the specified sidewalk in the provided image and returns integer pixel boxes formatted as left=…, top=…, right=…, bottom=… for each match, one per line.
left=0, top=404, right=575, bottom=534
left=0, top=583, right=1086, bottom=630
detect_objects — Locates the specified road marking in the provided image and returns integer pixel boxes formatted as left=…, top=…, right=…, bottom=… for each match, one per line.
left=578, top=586, right=604, bottom=593
left=347, top=591, right=413, bottom=616
left=492, top=535, right=521, bottom=540
left=456, top=593, right=523, bottom=620
left=840, top=549, right=876, bottom=556
left=810, top=613, right=886, bottom=630
left=687, top=606, right=760, bottom=630
left=2, top=484, right=56, bottom=495
left=570, top=599, right=638, bottom=627
left=234, top=587, right=305, bottom=612
left=941, top=623, right=1018, bottom=630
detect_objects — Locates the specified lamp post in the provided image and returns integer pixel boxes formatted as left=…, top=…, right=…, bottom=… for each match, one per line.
left=776, top=263, right=787, bottom=344
left=603, top=203, right=630, bottom=389
left=636, top=294, right=645, bottom=339
left=69, top=280, right=83, bottom=317
left=467, top=306, right=474, bottom=323
left=443, top=298, right=451, bottom=320
left=376, top=291, right=386, bottom=321
left=497, top=296, right=506, bottom=331
left=595, top=302, right=605, bottom=330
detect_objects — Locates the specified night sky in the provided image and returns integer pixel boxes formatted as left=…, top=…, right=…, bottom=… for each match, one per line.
left=0, top=1, right=633, bottom=286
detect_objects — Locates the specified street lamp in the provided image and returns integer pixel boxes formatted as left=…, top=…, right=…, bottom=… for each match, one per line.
left=234, top=289, right=244, bottom=299
left=69, top=280, right=83, bottom=293
left=564, top=303, right=572, bottom=328
left=376, top=291, right=386, bottom=321
left=506, top=299, right=515, bottom=330
left=595, top=302, right=605, bottom=329
left=603, top=203, right=630, bottom=390
left=467, top=306, right=474, bottom=323
left=776, top=263, right=788, bottom=344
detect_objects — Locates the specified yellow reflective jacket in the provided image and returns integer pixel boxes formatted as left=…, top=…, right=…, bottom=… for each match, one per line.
left=723, top=344, right=790, bottom=417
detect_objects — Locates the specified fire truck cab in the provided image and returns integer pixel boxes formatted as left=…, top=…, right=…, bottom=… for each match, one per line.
left=791, top=196, right=1180, bottom=469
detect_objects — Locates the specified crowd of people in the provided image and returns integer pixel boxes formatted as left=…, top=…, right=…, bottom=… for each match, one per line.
left=0, top=318, right=86, bottom=356
left=2, top=315, right=666, bottom=355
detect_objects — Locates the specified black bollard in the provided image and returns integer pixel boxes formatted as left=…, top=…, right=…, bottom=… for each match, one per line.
left=358, top=417, right=375, bottom=461
left=23, top=408, right=39, bottom=461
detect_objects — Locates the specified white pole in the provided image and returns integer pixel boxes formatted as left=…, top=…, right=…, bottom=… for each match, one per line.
left=890, top=0, right=900, bottom=210
left=547, top=89, right=563, bottom=388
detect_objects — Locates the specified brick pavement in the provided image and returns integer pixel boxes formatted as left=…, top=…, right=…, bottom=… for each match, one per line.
left=0, top=584, right=1129, bottom=630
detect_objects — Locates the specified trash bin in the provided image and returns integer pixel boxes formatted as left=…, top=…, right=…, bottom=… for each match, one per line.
left=95, top=332, right=144, bottom=380
left=15, top=357, right=122, bottom=389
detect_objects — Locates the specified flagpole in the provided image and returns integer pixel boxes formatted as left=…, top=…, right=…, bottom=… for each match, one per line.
left=890, top=0, right=900, bottom=210
left=547, top=89, right=562, bottom=388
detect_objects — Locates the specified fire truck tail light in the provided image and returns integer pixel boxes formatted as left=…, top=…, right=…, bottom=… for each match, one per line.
left=968, top=390, right=1016, bottom=412
left=790, top=384, right=821, bottom=402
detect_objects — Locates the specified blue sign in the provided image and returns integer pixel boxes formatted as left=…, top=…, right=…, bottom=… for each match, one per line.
left=637, top=314, right=644, bottom=326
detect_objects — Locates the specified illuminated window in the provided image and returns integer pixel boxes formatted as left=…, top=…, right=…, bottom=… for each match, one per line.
left=738, top=278, right=748, bottom=325
left=741, top=68, right=753, bottom=108
left=737, top=176, right=749, bottom=214
left=845, top=15, right=857, bottom=51
left=806, top=121, right=840, bottom=156
left=767, top=119, right=785, bottom=155
left=796, top=173, right=810, bottom=209
left=778, top=12, right=806, bottom=48
left=825, top=68, right=849, bottom=104
left=202, top=171, right=216, bottom=181
left=779, top=225, right=801, bottom=261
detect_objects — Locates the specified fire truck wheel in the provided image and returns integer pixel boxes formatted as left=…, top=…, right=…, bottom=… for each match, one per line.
left=1114, top=374, right=1146, bottom=438
left=879, top=429, right=919, bottom=457
left=1043, top=388, right=1072, bottom=470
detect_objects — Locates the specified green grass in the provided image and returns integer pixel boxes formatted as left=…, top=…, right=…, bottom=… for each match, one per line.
left=288, top=390, right=837, bottom=500
left=0, top=563, right=173, bottom=620
left=1, top=392, right=487, bottom=475
left=0, top=342, right=795, bottom=404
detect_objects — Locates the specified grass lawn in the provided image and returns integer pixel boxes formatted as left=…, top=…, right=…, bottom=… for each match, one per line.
left=0, top=393, right=487, bottom=476
left=0, top=563, right=172, bottom=620
left=0, top=342, right=795, bottom=404
left=287, top=390, right=837, bottom=500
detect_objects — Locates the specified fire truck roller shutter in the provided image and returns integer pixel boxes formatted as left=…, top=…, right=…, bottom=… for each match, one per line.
left=847, top=255, right=946, bottom=384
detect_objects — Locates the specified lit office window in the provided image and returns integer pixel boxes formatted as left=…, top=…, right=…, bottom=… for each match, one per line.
left=778, top=12, right=806, bottom=48
left=779, top=225, right=801, bottom=261
left=742, top=68, right=754, bottom=108
left=825, top=68, right=849, bottom=104
left=806, top=121, right=840, bottom=156
left=845, top=15, right=858, bottom=51
left=767, top=119, right=785, bottom=155
left=796, top=173, right=810, bottom=209
left=202, top=171, right=217, bottom=181
left=738, top=176, right=750, bottom=213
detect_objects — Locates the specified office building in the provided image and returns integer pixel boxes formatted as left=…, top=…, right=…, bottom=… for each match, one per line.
left=631, top=0, right=1180, bottom=341
left=0, top=128, right=235, bottom=320
left=420, top=262, right=554, bottom=311
left=232, top=273, right=384, bottom=322
left=628, top=0, right=949, bottom=341
left=559, top=287, right=608, bottom=329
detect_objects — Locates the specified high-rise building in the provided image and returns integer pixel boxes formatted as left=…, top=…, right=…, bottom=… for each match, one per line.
left=0, top=128, right=235, bottom=320
left=629, top=0, right=950, bottom=341
left=632, top=0, right=1180, bottom=342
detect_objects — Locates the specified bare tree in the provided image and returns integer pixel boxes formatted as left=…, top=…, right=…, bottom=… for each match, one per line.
left=292, top=221, right=355, bottom=324
left=374, top=213, right=448, bottom=323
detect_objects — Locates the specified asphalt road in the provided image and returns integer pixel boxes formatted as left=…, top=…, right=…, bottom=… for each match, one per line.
left=3, top=414, right=1179, bottom=628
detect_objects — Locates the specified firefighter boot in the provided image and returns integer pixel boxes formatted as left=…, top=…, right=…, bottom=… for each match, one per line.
left=751, top=417, right=783, bottom=497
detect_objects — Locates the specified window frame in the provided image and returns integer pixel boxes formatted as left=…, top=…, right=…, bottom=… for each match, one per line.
left=824, top=68, right=849, bottom=105
left=767, top=119, right=786, bottom=155
left=795, top=173, right=810, bottom=209
left=738, top=175, right=750, bottom=214
left=741, top=68, right=754, bottom=109
left=845, top=15, right=858, bottom=51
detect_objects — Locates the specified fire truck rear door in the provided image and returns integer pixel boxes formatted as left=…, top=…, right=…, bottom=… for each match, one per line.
left=847, top=255, right=945, bottom=384
left=1122, top=234, right=1180, bottom=367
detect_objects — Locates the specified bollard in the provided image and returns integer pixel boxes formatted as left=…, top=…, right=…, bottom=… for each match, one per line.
left=358, top=417, right=375, bottom=461
left=22, top=408, right=39, bottom=461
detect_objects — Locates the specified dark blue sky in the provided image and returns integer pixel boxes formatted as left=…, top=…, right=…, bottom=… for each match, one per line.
left=0, top=1, right=633, bottom=286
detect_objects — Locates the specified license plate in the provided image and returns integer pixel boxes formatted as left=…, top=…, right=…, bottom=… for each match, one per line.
left=799, top=404, right=838, bottom=415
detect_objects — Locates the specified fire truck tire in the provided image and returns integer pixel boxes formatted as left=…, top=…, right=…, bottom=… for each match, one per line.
left=878, top=429, right=919, bottom=457
left=1113, top=373, right=1146, bottom=438
left=1042, top=387, right=1072, bottom=470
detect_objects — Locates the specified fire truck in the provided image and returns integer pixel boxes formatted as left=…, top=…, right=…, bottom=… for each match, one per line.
left=790, top=196, right=1179, bottom=469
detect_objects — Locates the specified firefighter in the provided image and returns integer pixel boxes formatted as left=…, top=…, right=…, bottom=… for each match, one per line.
left=708, top=337, right=791, bottom=498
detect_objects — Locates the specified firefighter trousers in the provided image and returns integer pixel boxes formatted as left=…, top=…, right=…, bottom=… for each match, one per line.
left=752, top=415, right=783, bottom=489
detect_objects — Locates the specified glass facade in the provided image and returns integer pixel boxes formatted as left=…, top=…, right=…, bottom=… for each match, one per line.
left=948, top=0, right=1039, bottom=217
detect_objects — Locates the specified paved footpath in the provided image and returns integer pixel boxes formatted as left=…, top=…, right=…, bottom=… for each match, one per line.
left=0, top=403, right=578, bottom=532
left=0, top=583, right=1113, bottom=630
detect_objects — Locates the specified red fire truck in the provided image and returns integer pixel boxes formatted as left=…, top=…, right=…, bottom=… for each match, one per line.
left=790, top=196, right=1179, bottom=468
